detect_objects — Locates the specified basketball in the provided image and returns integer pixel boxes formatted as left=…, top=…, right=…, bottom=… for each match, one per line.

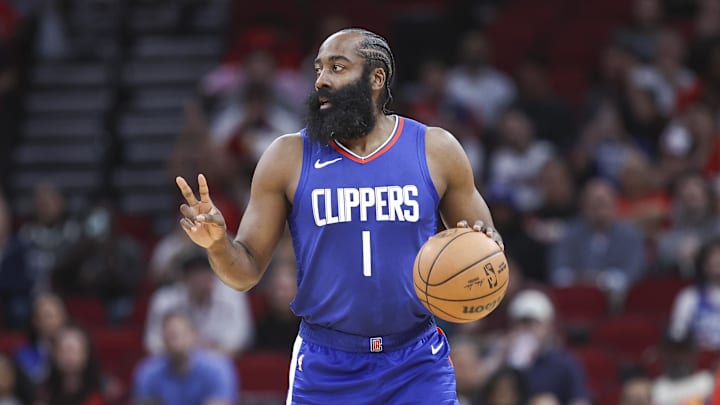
left=413, top=228, right=509, bottom=323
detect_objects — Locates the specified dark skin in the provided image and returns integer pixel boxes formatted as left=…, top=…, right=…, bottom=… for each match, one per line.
left=176, top=31, right=501, bottom=292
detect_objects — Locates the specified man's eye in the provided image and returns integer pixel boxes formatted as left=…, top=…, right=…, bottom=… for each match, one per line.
left=333, top=64, right=344, bottom=72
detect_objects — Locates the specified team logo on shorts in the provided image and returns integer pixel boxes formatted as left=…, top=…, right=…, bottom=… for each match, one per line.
left=370, top=337, right=383, bottom=352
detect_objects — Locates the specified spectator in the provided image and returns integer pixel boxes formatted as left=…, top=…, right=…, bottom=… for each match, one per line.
left=39, top=325, right=106, bottom=405
left=549, top=179, right=645, bottom=294
left=445, top=30, right=516, bottom=129
left=615, top=149, right=670, bottom=239
left=584, top=44, right=638, bottom=122
left=450, top=336, right=488, bottom=405
left=525, top=160, right=577, bottom=258
left=691, top=0, right=720, bottom=40
left=485, top=186, right=546, bottom=282
left=144, top=252, right=254, bottom=356
left=167, top=102, right=243, bottom=231
left=614, top=0, right=665, bottom=63
left=669, top=238, right=720, bottom=350
left=651, top=330, right=714, bottom=404
left=19, top=182, right=82, bottom=290
left=619, top=366, right=653, bottom=405
left=14, top=293, right=67, bottom=385
left=401, top=59, right=484, bottom=180
left=133, top=311, right=238, bottom=405
left=224, top=80, right=301, bottom=172
left=148, top=224, right=205, bottom=286
left=656, top=174, right=719, bottom=274
left=488, top=108, right=554, bottom=212
left=0, top=353, right=34, bottom=405
left=571, top=102, right=639, bottom=184
left=254, top=258, right=300, bottom=353
left=57, top=199, right=144, bottom=323
left=629, top=30, right=697, bottom=118
left=504, top=290, right=591, bottom=405
left=0, top=192, right=43, bottom=327
left=207, top=50, right=301, bottom=146
left=512, top=54, right=577, bottom=152
left=476, top=367, right=529, bottom=405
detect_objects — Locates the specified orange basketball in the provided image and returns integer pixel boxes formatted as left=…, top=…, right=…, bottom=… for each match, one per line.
left=413, top=227, right=509, bottom=323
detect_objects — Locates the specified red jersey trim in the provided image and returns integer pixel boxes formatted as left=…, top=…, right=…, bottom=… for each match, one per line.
left=330, top=116, right=405, bottom=164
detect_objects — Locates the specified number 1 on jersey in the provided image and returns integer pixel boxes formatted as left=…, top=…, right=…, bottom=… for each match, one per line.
left=362, top=230, right=371, bottom=277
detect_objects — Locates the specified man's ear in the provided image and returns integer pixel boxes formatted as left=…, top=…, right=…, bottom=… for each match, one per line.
left=371, top=67, right=386, bottom=91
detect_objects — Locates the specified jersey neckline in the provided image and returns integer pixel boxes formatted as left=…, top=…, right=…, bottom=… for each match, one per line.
left=330, top=116, right=404, bottom=164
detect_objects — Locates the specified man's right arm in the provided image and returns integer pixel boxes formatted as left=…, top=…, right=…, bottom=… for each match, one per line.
left=181, top=134, right=302, bottom=292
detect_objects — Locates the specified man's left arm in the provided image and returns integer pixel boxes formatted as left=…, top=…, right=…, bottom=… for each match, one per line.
left=426, top=127, right=502, bottom=248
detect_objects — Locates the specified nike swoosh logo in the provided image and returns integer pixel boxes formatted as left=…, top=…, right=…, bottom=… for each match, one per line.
left=431, top=341, right=444, bottom=355
left=314, top=157, right=342, bottom=169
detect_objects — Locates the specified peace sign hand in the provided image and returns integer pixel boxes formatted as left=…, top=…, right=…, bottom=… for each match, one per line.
left=176, top=174, right=228, bottom=248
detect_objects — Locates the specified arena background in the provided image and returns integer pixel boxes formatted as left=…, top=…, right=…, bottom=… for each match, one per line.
left=0, top=0, right=719, bottom=404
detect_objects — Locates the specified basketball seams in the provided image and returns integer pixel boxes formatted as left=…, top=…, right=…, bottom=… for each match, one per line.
left=414, top=250, right=431, bottom=311
left=419, top=277, right=508, bottom=302
left=427, top=250, right=504, bottom=286
left=424, top=300, right=476, bottom=323
left=423, top=229, right=472, bottom=310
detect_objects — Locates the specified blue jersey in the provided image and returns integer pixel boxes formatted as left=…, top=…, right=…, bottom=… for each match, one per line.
left=288, top=116, right=440, bottom=337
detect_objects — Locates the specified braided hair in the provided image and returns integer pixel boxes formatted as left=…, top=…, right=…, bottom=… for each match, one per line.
left=339, top=28, right=395, bottom=114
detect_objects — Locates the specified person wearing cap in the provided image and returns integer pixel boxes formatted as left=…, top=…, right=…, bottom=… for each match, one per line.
left=504, top=289, right=591, bottom=405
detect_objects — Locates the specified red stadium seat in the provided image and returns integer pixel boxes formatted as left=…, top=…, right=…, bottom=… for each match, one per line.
left=65, top=296, right=106, bottom=328
left=698, top=350, right=719, bottom=371
left=128, top=291, right=152, bottom=328
left=571, top=346, right=619, bottom=398
left=550, top=285, right=610, bottom=323
left=235, top=351, right=290, bottom=402
left=248, top=291, right=268, bottom=322
left=591, top=316, right=662, bottom=361
left=91, top=327, right=145, bottom=386
left=0, top=331, right=25, bottom=354
left=623, top=277, right=690, bottom=319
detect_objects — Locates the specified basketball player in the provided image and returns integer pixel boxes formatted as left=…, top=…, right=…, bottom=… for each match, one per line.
left=176, top=28, right=503, bottom=405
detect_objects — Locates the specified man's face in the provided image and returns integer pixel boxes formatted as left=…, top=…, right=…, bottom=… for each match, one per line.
left=163, top=315, right=195, bottom=357
left=184, top=267, right=215, bottom=303
left=305, top=32, right=377, bottom=144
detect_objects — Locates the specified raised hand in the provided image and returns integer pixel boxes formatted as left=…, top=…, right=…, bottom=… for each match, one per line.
left=176, top=174, right=228, bottom=248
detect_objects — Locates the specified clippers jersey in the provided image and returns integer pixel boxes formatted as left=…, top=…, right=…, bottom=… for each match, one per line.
left=288, top=116, right=440, bottom=336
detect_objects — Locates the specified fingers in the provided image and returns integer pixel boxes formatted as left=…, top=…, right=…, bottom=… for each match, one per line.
left=180, top=217, right=195, bottom=232
left=196, top=213, right=225, bottom=226
left=176, top=176, right=199, bottom=205
left=473, top=220, right=487, bottom=233
left=459, top=219, right=505, bottom=250
left=198, top=174, right=211, bottom=203
left=180, top=204, right=197, bottom=220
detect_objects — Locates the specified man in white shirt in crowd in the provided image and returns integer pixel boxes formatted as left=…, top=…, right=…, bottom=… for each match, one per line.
left=144, top=252, right=254, bottom=356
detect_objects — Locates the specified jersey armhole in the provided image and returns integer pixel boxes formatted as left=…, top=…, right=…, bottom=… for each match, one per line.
left=288, top=131, right=312, bottom=222
left=417, top=126, right=441, bottom=205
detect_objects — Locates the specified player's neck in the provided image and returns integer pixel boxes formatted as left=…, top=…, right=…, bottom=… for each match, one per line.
left=336, top=114, right=396, bottom=157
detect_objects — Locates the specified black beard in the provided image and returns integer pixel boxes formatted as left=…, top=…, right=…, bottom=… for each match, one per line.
left=304, top=72, right=377, bottom=145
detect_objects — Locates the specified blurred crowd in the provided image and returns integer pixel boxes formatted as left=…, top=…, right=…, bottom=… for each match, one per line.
left=1, top=0, right=720, bottom=404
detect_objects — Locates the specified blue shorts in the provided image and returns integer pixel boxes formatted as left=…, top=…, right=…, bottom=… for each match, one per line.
left=286, top=320, right=459, bottom=405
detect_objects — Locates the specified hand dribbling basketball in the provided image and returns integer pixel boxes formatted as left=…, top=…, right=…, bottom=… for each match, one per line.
left=413, top=220, right=509, bottom=323
left=176, top=174, right=228, bottom=248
